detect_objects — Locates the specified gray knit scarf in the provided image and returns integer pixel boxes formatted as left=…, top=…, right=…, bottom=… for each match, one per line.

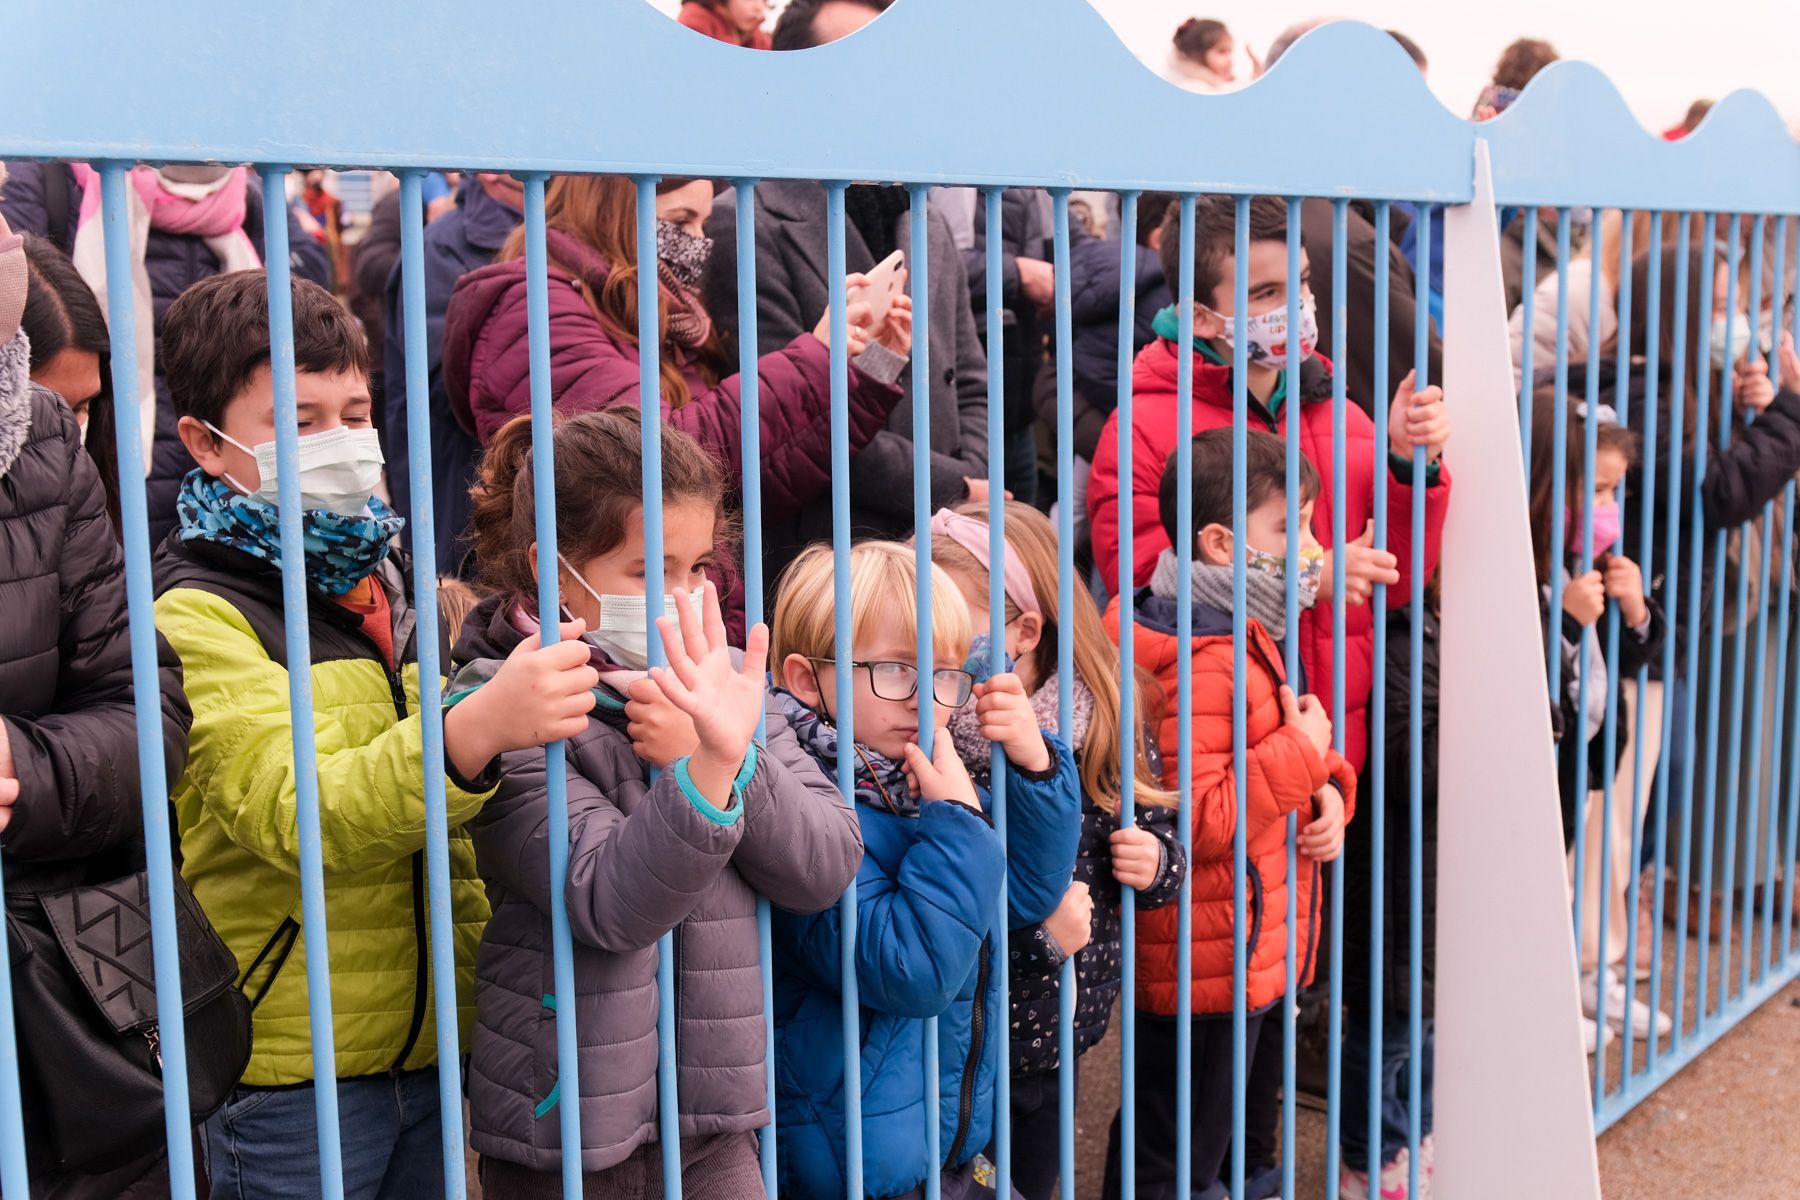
left=0, top=331, right=32, bottom=480
left=1149, top=547, right=1290, bottom=632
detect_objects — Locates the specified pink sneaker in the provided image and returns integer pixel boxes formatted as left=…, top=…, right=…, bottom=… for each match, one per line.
left=1340, top=1147, right=1426, bottom=1200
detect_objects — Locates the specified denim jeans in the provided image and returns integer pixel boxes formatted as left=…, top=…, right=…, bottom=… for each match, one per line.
left=203, top=1068, right=444, bottom=1199
left=1003, top=425, right=1039, bottom=509
left=1342, top=1016, right=1436, bottom=1168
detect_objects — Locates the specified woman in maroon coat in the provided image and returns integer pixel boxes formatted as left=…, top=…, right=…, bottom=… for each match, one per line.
left=442, top=174, right=909, bottom=528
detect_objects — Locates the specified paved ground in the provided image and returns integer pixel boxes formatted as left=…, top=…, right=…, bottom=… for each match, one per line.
left=462, top=933, right=1799, bottom=1198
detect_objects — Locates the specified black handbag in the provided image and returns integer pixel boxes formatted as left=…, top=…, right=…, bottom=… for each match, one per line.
left=6, top=871, right=252, bottom=1174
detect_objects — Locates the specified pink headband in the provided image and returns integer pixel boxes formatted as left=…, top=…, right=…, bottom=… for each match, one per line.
left=930, top=508, right=1042, bottom=618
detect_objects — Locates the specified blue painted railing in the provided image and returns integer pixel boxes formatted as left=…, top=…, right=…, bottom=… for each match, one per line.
left=2, top=1, right=1798, bottom=1196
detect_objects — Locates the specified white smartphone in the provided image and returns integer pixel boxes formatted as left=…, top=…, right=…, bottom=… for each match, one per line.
left=850, top=249, right=907, bottom=327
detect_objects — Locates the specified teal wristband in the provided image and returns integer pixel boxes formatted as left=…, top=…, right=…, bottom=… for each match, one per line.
left=671, top=743, right=757, bottom=826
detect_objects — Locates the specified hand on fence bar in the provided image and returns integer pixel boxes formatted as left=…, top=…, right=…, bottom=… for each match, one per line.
left=1280, top=685, right=1333, bottom=756
left=624, top=677, right=700, bottom=768
left=903, top=729, right=981, bottom=812
left=1600, top=556, right=1649, bottom=628
left=445, top=618, right=599, bottom=778
left=1562, top=569, right=1606, bottom=627
left=0, top=726, right=15, bottom=833
left=1301, top=782, right=1348, bottom=862
left=1317, top=521, right=1400, bottom=607
left=1387, top=368, right=1450, bottom=464
left=1109, top=826, right=1165, bottom=891
left=969, top=672, right=1054, bottom=773
left=1734, top=357, right=1774, bottom=415
left=1043, top=881, right=1093, bottom=957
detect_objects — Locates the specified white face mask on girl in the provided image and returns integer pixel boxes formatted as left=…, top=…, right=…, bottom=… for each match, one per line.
left=205, top=422, right=384, bottom=516
left=559, top=553, right=704, bottom=672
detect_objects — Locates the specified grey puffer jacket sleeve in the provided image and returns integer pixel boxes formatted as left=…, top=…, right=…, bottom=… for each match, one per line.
left=474, top=729, right=749, bottom=954
left=738, top=709, right=864, bottom=915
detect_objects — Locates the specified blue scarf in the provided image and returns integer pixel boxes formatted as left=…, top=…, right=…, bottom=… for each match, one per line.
left=176, top=469, right=404, bottom=597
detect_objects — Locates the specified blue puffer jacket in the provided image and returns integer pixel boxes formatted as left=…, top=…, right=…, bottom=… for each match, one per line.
left=772, top=714, right=1082, bottom=1200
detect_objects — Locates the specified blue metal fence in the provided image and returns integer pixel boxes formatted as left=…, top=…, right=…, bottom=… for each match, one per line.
left=3, top=1, right=1800, bottom=1196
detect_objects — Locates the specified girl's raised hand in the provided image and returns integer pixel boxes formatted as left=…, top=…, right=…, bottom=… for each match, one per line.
left=647, top=582, right=769, bottom=790
left=971, top=672, right=1053, bottom=774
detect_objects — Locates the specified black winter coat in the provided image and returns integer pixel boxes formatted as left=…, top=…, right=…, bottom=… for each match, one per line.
left=0, top=379, right=190, bottom=895
left=0, top=160, right=331, bottom=546
left=1008, top=785, right=1185, bottom=1077
left=1065, top=230, right=1168, bottom=461
left=1345, top=607, right=1439, bottom=1020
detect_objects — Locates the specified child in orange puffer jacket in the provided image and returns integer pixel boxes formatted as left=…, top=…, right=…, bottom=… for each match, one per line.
left=1101, top=428, right=1357, bottom=1200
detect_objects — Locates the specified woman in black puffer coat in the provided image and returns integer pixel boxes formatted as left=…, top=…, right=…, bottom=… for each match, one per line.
left=0, top=214, right=193, bottom=1197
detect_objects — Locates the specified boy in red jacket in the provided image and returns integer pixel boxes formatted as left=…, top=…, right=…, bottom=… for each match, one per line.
left=1087, top=193, right=1450, bottom=782
left=1102, top=429, right=1356, bottom=1200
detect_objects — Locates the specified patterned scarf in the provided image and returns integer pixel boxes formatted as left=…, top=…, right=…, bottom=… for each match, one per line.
left=771, top=686, right=917, bottom=816
left=1150, top=547, right=1289, bottom=632
left=175, top=469, right=404, bottom=597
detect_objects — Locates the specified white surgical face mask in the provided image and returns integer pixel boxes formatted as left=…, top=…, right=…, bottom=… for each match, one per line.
left=206, top=422, right=384, bottom=516
left=1709, top=313, right=1754, bottom=371
left=559, top=552, right=703, bottom=672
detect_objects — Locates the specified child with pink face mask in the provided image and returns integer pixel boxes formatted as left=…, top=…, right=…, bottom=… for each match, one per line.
left=1526, top=399, right=1670, bottom=1051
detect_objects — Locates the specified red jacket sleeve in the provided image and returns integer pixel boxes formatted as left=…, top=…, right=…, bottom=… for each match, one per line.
left=1089, top=409, right=1173, bottom=596
left=1384, top=459, right=1452, bottom=613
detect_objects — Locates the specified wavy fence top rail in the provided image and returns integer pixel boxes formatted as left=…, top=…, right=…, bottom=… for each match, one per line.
left=2, top=0, right=1796, bottom=209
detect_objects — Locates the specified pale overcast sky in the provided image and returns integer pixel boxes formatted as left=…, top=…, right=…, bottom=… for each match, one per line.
left=649, top=0, right=1800, bottom=134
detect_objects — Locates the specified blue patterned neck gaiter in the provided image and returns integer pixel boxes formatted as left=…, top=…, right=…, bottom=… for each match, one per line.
left=175, top=468, right=404, bottom=597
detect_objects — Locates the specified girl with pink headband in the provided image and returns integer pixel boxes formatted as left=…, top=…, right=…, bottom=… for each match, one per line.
left=928, top=501, right=1186, bottom=1200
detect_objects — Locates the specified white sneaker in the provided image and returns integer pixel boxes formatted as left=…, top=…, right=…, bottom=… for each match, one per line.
left=1581, top=1015, right=1616, bottom=1052
left=1582, top=968, right=1673, bottom=1038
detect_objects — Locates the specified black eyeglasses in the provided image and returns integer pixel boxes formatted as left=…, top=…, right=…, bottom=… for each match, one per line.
left=810, top=658, right=975, bottom=709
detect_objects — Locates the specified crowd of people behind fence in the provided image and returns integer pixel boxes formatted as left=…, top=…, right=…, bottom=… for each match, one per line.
left=0, top=3, right=1788, bottom=1199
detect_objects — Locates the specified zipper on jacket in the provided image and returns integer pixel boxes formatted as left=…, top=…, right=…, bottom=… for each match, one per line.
left=943, top=935, right=993, bottom=1167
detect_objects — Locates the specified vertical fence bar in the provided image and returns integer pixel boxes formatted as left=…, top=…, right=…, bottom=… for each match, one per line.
left=1280, top=198, right=1302, bottom=1200
left=1363, top=199, right=1390, bottom=1193
left=1715, top=217, right=1747, bottom=1018
left=1546, top=209, right=1573, bottom=748
left=1762, top=216, right=1794, bottom=981
left=259, top=162, right=346, bottom=1200
left=824, top=182, right=864, bottom=1200
left=1573, top=211, right=1604, bottom=1075
left=1674, top=213, right=1706, bottom=1053
left=982, top=187, right=1013, bottom=1199
left=1116, top=188, right=1140, bottom=1200
left=633, top=175, right=682, bottom=1200
left=1051, top=187, right=1078, bottom=1200
left=1784, top=229, right=1800, bottom=966
left=98, top=160, right=193, bottom=1200
left=1737, top=215, right=1770, bottom=1005
left=1697, top=214, right=1735, bottom=1029
left=1406, top=201, right=1431, bottom=1200
left=1229, top=192, right=1250, bottom=1200
left=1607, top=210, right=1639, bottom=1101
left=1173, top=192, right=1196, bottom=1200
left=1325, top=196, right=1349, bottom=1199
left=732, top=176, right=779, bottom=1200
left=523, top=173, right=584, bottom=1200
left=1645, top=209, right=1674, bottom=1081
left=906, top=182, right=941, bottom=1200
left=397, top=168, right=465, bottom=1197
left=1519, top=206, right=1540, bottom=464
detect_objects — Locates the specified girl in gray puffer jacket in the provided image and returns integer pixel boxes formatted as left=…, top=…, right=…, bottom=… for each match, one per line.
left=451, top=410, right=863, bottom=1199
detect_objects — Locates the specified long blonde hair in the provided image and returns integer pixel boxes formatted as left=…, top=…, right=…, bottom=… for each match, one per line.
left=932, top=501, right=1174, bottom=813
